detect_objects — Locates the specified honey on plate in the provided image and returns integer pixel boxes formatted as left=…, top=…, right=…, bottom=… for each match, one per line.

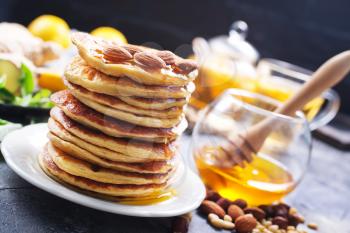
left=195, top=146, right=296, bottom=206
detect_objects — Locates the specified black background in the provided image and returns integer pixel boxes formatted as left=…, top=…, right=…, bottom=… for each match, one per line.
left=1, top=0, right=349, bottom=113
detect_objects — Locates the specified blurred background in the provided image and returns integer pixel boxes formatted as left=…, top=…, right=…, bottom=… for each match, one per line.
left=1, top=0, right=349, bottom=114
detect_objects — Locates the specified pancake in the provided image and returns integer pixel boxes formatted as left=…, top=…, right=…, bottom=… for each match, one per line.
left=71, top=32, right=197, bottom=87
left=48, top=143, right=170, bottom=185
left=49, top=118, right=159, bottom=163
left=65, top=56, right=195, bottom=99
left=65, top=80, right=183, bottom=118
left=39, top=144, right=167, bottom=197
left=118, top=95, right=188, bottom=110
left=48, top=135, right=172, bottom=174
left=75, top=94, right=183, bottom=128
left=51, top=91, right=188, bottom=143
left=50, top=108, right=176, bottom=160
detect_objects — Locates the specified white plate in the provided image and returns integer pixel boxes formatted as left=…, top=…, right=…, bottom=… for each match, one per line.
left=1, top=123, right=205, bottom=217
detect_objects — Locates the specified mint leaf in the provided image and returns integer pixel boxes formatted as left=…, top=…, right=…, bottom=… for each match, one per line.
left=0, top=87, right=15, bottom=103
left=20, top=63, right=35, bottom=96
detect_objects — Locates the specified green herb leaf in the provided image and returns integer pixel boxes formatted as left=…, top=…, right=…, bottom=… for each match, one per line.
left=0, top=87, right=15, bottom=103
left=0, top=118, right=9, bottom=125
left=20, top=63, right=35, bottom=96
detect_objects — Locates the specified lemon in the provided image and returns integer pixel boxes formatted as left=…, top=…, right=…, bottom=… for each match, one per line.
left=28, top=15, right=70, bottom=48
left=91, top=27, right=127, bottom=44
left=37, top=69, right=65, bottom=92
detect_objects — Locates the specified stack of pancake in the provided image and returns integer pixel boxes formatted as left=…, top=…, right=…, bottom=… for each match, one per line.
left=39, top=32, right=198, bottom=201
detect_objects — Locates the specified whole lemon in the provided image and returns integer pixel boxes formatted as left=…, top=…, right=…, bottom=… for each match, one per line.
left=28, top=15, right=70, bottom=48
left=91, top=27, right=127, bottom=44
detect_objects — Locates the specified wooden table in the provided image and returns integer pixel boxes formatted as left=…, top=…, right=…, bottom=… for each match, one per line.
left=0, top=133, right=349, bottom=233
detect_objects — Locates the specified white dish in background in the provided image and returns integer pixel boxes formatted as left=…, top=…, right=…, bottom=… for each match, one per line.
left=1, top=123, right=205, bottom=217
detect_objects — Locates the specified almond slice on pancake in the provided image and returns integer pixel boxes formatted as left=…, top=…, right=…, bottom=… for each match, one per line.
left=71, top=32, right=197, bottom=87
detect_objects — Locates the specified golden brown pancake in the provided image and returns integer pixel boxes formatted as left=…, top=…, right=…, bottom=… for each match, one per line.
left=51, top=91, right=188, bottom=143
left=118, top=95, right=188, bottom=110
left=49, top=118, right=160, bottom=163
left=65, top=80, right=183, bottom=118
left=48, top=135, right=172, bottom=174
left=49, top=108, right=176, bottom=160
left=39, top=144, right=167, bottom=197
left=75, top=94, right=183, bottom=128
left=65, top=56, right=195, bottom=99
left=71, top=32, right=197, bottom=87
left=48, top=143, right=171, bottom=185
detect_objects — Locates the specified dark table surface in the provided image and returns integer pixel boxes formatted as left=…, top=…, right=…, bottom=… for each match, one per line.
left=0, top=130, right=349, bottom=233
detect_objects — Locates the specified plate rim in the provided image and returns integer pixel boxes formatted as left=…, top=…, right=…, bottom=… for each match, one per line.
left=1, top=123, right=206, bottom=217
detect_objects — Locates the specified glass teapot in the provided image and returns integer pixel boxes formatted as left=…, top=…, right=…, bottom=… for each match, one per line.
left=191, top=21, right=339, bottom=130
left=191, top=21, right=259, bottom=109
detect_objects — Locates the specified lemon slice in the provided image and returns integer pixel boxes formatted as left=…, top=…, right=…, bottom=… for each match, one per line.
left=28, top=15, right=70, bottom=48
left=91, top=27, right=127, bottom=44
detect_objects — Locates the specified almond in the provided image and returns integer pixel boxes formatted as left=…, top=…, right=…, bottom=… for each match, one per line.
left=134, top=51, right=166, bottom=72
left=235, top=214, right=257, bottom=233
left=228, top=205, right=244, bottom=221
left=200, top=200, right=225, bottom=219
left=205, top=190, right=221, bottom=202
left=122, top=44, right=144, bottom=55
left=103, top=46, right=132, bottom=63
left=231, top=199, right=248, bottom=209
left=244, top=207, right=266, bottom=221
left=272, top=216, right=288, bottom=229
left=156, top=50, right=177, bottom=65
left=216, top=198, right=231, bottom=211
left=174, top=60, right=198, bottom=75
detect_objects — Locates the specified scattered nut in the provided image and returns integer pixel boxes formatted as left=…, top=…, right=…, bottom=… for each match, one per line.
left=288, top=213, right=305, bottom=227
left=134, top=51, right=166, bottom=72
left=200, top=200, right=225, bottom=219
left=223, top=215, right=232, bottom=222
left=228, top=204, right=244, bottom=221
left=272, top=216, right=288, bottom=229
left=205, top=190, right=221, bottom=202
left=244, top=207, right=266, bottom=221
left=171, top=213, right=192, bottom=233
left=102, top=45, right=132, bottom=63
left=216, top=198, right=231, bottom=211
left=231, top=199, right=248, bottom=209
left=307, top=223, right=318, bottom=230
left=259, top=204, right=275, bottom=218
left=273, top=203, right=289, bottom=218
left=235, top=214, right=257, bottom=233
left=208, top=213, right=235, bottom=230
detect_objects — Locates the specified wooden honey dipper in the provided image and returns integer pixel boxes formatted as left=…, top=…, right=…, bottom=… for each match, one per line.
left=220, top=51, right=350, bottom=168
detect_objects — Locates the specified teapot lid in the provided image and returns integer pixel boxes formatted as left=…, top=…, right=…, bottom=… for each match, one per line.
left=208, top=21, right=259, bottom=63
